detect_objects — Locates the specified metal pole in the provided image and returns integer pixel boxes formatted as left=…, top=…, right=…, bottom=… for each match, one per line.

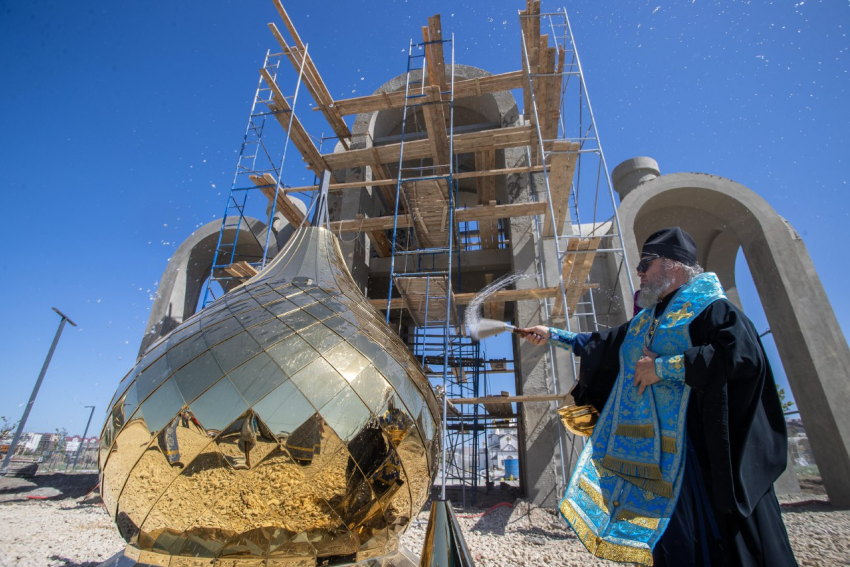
left=67, top=405, right=95, bottom=472
left=1, top=308, right=76, bottom=473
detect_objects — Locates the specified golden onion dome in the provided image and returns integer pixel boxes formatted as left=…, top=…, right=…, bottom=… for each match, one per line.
left=99, top=221, right=440, bottom=566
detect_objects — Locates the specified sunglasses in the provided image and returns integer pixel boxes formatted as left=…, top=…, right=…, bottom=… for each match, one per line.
left=637, top=254, right=661, bottom=273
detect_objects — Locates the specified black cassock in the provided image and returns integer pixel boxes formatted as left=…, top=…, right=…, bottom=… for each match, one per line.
left=571, top=292, right=798, bottom=567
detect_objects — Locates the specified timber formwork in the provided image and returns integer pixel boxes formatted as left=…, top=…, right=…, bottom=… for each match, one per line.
left=207, top=0, right=635, bottom=504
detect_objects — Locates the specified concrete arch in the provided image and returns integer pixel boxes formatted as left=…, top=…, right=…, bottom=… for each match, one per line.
left=616, top=170, right=850, bottom=506
left=139, top=217, right=284, bottom=357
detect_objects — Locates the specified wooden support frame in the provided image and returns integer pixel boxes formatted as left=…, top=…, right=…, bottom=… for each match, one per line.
left=542, top=140, right=580, bottom=237
left=250, top=173, right=308, bottom=227
left=316, top=71, right=523, bottom=116
left=552, top=237, right=602, bottom=317
left=259, top=68, right=328, bottom=176
left=269, top=0, right=352, bottom=150
left=330, top=200, right=547, bottom=233
left=475, top=150, right=498, bottom=249
left=371, top=283, right=598, bottom=310
left=223, top=261, right=259, bottom=280
left=451, top=393, right=569, bottom=405
left=422, top=14, right=449, bottom=93
left=322, top=125, right=537, bottom=171
left=281, top=164, right=546, bottom=194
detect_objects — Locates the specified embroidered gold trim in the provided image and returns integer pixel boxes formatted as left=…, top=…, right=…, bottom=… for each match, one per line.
left=661, top=436, right=677, bottom=454
left=560, top=499, right=654, bottom=566
left=667, top=354, right=685, bottom=371
left=578, top=477, right=609, bottom=514
left=615, top=423, right=655, bottom=438
left=617, top=508, right=661, bottom=530
left=667, top=302, right=694, bottom=324
left=602, top=455, right=663, bottom=480
left=625, top=475, right=674, bottom=499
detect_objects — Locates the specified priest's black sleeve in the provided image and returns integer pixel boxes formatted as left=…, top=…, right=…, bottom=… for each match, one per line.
left=683, top=299, right=788, bottom=518
left=570, top=323, right=629, bottom=412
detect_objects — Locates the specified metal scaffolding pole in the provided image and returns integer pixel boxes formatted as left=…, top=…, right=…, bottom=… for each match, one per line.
left=2, top=308, right=77, bottom=473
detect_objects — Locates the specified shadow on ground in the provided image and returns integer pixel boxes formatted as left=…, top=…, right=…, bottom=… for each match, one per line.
left=48, top=556, right=101, bottom=567
left=0, top=472, right=98, bottom=503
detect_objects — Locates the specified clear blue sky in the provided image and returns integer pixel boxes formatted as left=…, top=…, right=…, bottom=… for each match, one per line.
left=1, top=0, right=847, bottom=436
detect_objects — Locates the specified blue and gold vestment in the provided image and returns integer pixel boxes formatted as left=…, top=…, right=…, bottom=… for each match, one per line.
left=552, top=273, right=726, bottom=565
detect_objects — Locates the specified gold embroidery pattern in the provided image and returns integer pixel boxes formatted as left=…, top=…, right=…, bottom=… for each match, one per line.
left=666, top=302, right=694, bottom=324
left=615, top=423, right=655, bottom=438
left=579, top=477, right=609, bottom=514
left=668, top=355, right=685, bottom=371
left=617, top=508, right=661, bottom=530
left=560, top=499, right=654, bottom=566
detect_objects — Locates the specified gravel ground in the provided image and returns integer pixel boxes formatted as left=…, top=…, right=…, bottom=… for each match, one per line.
left=1, top=473, right=848, bottom=566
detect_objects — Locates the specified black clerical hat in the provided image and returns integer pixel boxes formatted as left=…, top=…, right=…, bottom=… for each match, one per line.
left=641, top=227, right=698, bottom=266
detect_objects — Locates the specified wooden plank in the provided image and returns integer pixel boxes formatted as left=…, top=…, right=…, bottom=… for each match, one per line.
left=370, top=284, right=598, bottom=310
left=394, top=275, right=459, bottom=328
left=451, top=393, right=568, bottom=405
left=475, top=150, right=498, bottom=249
left=366, top=227, right=392, bottom=258
left=566, top=237, right=601, bottom=313
left=322, top=125, right=536, bottom=172
left=223, top=261, right=259, bottom=280
left=422, top=15, right=448, bottom=93
left=542, top=140, right=580, bottom=237
left=552, top=237, right=601, bottom=316
left=269, top=0, right=351, bottom=149
left=404, top=179, right=453, bottom=248
left=483, top=390, right=513, bottom=417
left=321, top=71, right=524, bottom=116
left=421, top=86, right=451, bottom=171
left=281, top=164, right=546, bottom=194
left=259, top=68, right=328, bottom=176
left=330, top=200, right=546, bottom=232
left=250, top=173, right=308, bottom=227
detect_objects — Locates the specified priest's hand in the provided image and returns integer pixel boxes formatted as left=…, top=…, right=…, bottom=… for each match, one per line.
left=519, top=325, right=549, bottom=345
left=634, top=347, right=660, bottom=394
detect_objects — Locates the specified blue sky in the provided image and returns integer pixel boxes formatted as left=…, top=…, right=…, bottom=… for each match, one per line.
left=1, top=0, right=847, bottom=435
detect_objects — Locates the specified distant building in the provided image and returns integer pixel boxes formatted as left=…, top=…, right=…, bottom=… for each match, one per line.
left=479, top=428, right=519, bottom=478
left=65, top=436, right=99, bottom=454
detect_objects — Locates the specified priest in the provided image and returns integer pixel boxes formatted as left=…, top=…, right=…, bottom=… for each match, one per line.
left=520, top=227, right=797, bottom=566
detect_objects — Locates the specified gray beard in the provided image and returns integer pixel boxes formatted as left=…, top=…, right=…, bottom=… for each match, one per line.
left=637, top=274, right=675, bottom=309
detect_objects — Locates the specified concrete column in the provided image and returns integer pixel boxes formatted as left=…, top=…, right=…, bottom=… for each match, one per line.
left=611, top=157, right=660, bottom=201
left=508, top=162, right=577, bottom=507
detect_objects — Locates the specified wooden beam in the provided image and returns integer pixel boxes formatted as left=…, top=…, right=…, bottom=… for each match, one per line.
left=322, top=125, right=537, bottom=172
left=330, top=200, right=546, bottom=233
left=552, top=237, right=602, bottom=317
left=421, top=86, right=451, bottom=172
left=250, top=173, right=308, bottom=227
left=450, top=394, right=568, bottom=405
left=319, top=71, right=523, bottom=116
left=366, top=227, right=392, bottom=258
left=342, top=214, right=392, bottom=258
left=259, top=68, right=328, bottom=176
left=542, top=140, right=580, bottom=237
left=370, top=284, right=598, bottom=309
left=475, top=150, right=498, bottom=249
left=422, top=15, right=448, bottom=93
left=282, top=164, right=545, bottom=193
left=268, top=0, right=351, bottom=149
left=223, top=261, right=259, bottom=280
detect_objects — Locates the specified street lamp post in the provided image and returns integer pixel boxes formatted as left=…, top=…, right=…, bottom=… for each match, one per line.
left=68, top=405, right=95, bottom=472
left=1, top=308, right=77, bottom=473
